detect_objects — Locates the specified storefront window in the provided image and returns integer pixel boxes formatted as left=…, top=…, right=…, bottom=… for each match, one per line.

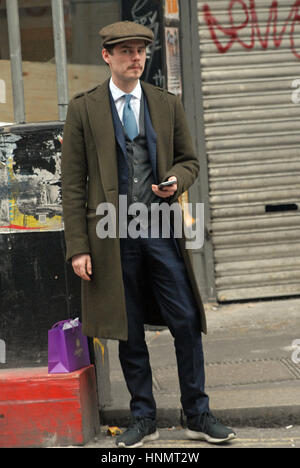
left=0, top=0, right=13, bottom=124
left=66, top=0, right=119, bottom=106
left=0, top=0, right=120, bottom=124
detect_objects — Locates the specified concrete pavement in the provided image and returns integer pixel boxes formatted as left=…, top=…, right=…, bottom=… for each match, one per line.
left=87, top=426, right=300, bottom=449
left=101, top=297, right=300, bottom=429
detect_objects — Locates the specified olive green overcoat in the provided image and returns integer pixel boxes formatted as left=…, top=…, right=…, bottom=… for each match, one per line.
left=61, top=79, right=207, bottom=340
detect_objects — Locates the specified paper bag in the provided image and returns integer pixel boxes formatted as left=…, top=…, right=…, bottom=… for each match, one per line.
left=48, top=318, right=90, bottom=373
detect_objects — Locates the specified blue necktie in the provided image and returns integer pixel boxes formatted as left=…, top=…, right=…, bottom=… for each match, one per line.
left=123, top=94, right=138, bottom=141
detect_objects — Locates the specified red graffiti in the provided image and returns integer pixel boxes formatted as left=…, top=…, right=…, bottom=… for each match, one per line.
left=202, top=0, right=300, bottom=59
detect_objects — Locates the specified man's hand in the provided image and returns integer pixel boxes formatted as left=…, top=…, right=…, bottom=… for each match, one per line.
left=152, top=176, right=177, bottom=199
left=72, top=254, right=92, bottom=281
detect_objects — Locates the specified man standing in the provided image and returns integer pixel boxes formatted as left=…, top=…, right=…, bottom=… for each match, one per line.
left=61, top=21, right=236, bottom=448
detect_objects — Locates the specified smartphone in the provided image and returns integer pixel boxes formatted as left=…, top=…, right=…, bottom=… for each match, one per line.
left=158, top=180, right=176, bottom=189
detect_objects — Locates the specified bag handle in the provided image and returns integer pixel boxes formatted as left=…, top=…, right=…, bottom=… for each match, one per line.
left=51, top=319, right=82, bottom=332
left=51, top=319, right=71, bottom=329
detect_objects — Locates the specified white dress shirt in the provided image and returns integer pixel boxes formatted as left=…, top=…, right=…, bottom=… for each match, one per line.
left=109, top=78, right=142, bottom=133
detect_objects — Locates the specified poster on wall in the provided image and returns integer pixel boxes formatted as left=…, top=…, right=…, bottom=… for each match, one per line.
left=164, top=0, right=179, bottom=20
left=0, top=129, right=63, bottom=234
left=165, top=26, right=182, bottom=97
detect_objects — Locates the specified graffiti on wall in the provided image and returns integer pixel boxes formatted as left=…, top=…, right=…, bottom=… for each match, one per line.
left=0, top=129, right=63, bottom=234
left=123, top=0, right=165, bottom=87
left=202, top=0, right=300, bottom=59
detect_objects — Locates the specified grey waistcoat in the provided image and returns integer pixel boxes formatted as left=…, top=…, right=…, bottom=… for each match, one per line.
left=124, top=94, right=161, bottom=209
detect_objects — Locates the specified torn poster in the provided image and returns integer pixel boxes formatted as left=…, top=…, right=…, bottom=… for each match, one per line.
left=0, top=127, right=64, bottom=234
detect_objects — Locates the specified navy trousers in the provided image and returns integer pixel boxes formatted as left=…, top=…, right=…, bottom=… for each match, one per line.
left=119, top=230, right=209, bottom=420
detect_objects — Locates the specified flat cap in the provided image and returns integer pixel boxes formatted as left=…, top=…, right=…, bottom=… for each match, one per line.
left=99, top=21, right=154, bottom=46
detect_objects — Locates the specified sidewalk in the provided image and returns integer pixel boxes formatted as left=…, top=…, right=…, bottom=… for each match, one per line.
left=101, top=297, right=300, bottom=428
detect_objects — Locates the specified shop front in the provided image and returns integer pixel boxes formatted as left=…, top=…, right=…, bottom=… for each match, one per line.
left=179, top=0, right=300, bottom=301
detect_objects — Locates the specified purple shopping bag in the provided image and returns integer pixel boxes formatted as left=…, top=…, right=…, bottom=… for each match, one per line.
left=48, top=318, right=90, bottom=373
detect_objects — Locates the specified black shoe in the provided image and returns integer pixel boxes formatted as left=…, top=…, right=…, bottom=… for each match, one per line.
left=116, top=417, right=159, bottom=448
left=186, top=412, right=236, bottom=444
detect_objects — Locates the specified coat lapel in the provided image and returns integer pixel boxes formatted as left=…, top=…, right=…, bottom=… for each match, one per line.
left=143, top=95, right=158, bottom=183
left=141, top=81, right=172, bottom=182
left=85, top=79, right=172, bottom=201
left=109, top=91, right=127, bottom=158
left=85, top=80, right=119, bottom=201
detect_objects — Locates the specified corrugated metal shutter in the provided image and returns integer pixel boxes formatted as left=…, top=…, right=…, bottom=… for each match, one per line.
left=197, top=0, right=300, bottom=301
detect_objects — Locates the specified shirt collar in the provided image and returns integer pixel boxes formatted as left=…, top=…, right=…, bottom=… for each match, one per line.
left=109, top=78, right=142, bottom=102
